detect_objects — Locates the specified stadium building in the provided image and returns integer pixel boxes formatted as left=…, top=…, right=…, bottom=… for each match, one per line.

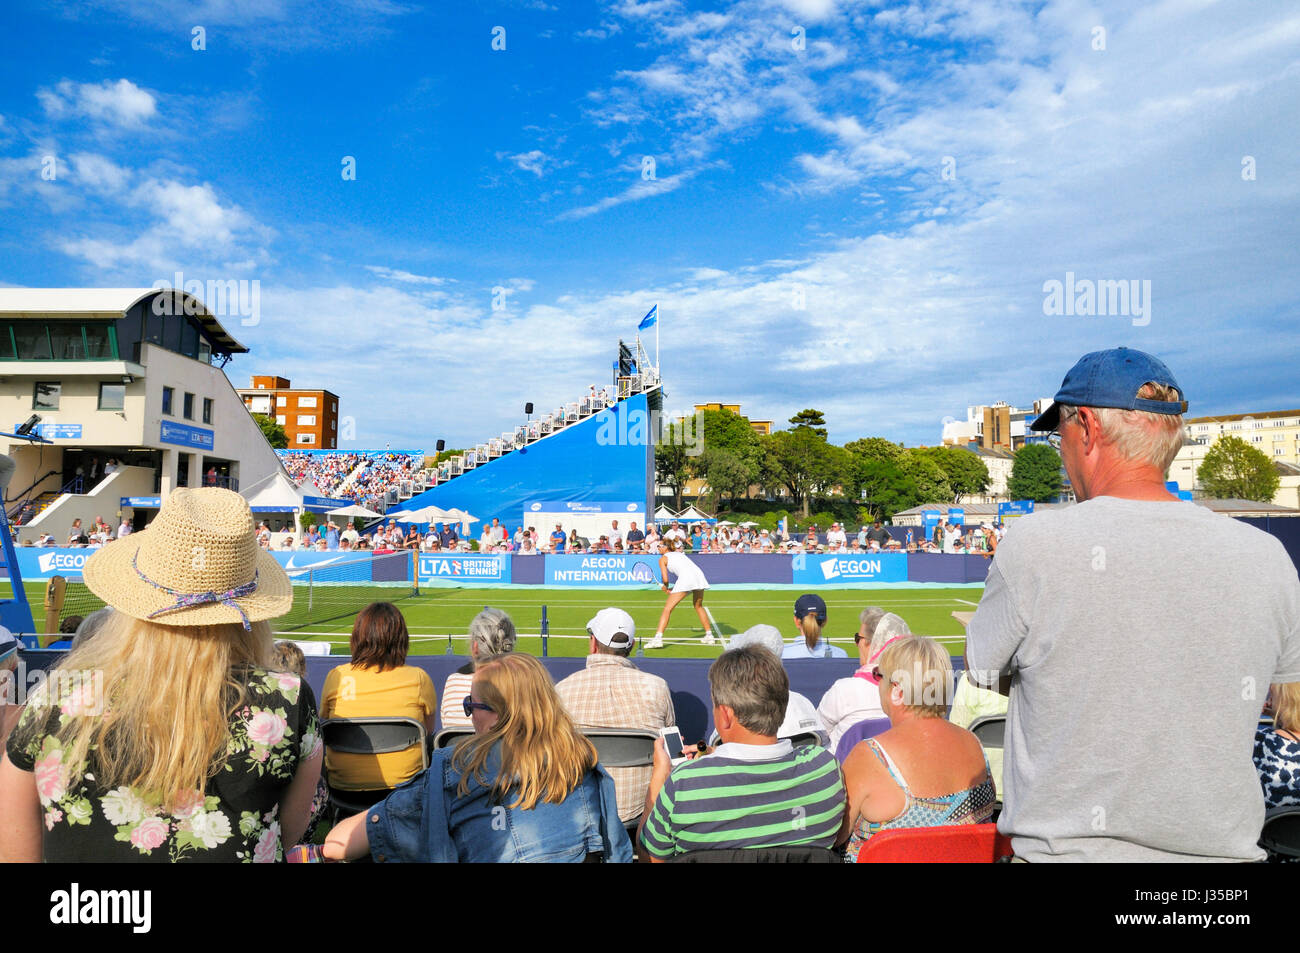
left=0, top=288, right=285, bottom=542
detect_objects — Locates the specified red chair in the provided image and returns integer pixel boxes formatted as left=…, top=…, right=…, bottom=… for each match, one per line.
left=856, top=823, right=1015, bottom=863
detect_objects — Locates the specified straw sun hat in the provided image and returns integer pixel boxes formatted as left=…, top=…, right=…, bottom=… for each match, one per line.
left=83, top=487, right=291, bottom=629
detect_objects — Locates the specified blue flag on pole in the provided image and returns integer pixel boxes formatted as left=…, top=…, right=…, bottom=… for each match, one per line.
left=638, top=304, right=657, bottom=330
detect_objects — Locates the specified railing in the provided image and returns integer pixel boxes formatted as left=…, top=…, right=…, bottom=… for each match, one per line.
left=203, top=474, right=240, bottom=491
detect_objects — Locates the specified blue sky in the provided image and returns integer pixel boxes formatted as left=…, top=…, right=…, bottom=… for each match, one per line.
left=1, top=0, right=1297, bottom=450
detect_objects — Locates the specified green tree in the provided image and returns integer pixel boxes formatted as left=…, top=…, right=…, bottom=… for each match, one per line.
left=854, top=459, right=919, bottom=522
left=844, top=437, right=905, bottom=464
left=1197, top=435, right=1280, bottom=502
left=1008, top=444, right=1064, bottom=502
left=898, top=450, right=953, bottom=504
left=656, top=424, right=691, bottom=510
left=913, top=446, right=990, bottom=503
left=698, top=408, right=762, bottom=469
left=788, top=408, right=828, bottom=438
left=761, top=428, right=842, bottom=517
left=699, top=447, right=758, bottom=511
left=253, top=413, right=287, bottom=449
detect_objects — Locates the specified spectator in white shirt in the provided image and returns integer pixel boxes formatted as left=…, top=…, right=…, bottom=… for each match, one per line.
left=608, top=520, right=624, bottom=547
left=826, top=522, right=847, bottom=547
left=818, top=609, right=911, bottom=750
left=116, top=518, right=132, bottom=539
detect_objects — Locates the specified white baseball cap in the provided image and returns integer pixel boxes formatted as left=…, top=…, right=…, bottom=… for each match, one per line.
left=586, top=607, right=636, bottom=649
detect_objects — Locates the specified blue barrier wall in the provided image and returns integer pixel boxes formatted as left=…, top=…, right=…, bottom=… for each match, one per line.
left=390, top=394, right=655, bottom=535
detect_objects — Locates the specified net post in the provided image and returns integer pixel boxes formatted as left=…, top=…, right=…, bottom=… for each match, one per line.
left=540, top=604, right=548, bottom=658
left=411, top=549, right=419, bottom=594
left=42, top=575, right=66, bottom=648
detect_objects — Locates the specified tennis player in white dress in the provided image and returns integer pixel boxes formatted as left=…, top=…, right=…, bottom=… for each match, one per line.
left=647, top=537, right=713, bottom=649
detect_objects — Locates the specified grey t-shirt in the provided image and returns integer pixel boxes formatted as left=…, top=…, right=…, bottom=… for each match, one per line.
left=967, top=496, right=1300, bottom=862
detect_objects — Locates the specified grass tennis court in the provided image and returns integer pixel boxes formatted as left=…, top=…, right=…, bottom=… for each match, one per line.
left=10, top=578, right=983, bottom=658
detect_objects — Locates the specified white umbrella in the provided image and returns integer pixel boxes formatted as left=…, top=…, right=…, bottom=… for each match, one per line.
left=327, top=504, right=382, bottom=519
left=443, top=508, right=479, bottom=524
left=395, top=506, right=452, bottom=523
left=716, top=520, right=735, bottom=526
left=738, top=521, right=758, bottom=528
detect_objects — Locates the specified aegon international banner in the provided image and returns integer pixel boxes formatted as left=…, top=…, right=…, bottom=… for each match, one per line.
left=544, top=553, right=662, bottom=587
left=791, top=553, right=908, bottom=585
left=11, top=549, right=96, bottom=579
left=418, top=553, right=511, bottom=585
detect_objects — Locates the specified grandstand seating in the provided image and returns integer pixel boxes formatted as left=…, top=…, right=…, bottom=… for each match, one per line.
left=272, top=373, right=656, bottom=516
left=855, top=823, right=1015, bottom=863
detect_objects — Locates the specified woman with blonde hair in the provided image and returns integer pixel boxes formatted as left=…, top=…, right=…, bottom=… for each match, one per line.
left=1256, top=682, right=1300, bottom=860
left=838, top=635, right=995, bottom=862
left=0, top=488, right=321, bottom=862
left=783, top=593, right=847, bottom=659
left=321, top=652, right=631, bottom=862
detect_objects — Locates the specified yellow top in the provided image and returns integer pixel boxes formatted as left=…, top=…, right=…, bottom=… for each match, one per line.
left=320, top=663, right=437, bottom=791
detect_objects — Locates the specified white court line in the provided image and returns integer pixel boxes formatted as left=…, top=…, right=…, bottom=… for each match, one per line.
left=955, top=598, right=979, bottom=606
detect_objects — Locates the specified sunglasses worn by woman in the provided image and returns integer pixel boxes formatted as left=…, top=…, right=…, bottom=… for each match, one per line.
left=321, top=653, right=631, bottom=863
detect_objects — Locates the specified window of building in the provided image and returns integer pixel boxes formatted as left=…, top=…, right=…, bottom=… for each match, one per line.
left=33, top=381, right=60, bottom=410
left=14, top=324, right=53, bottom=360
left=332, top=401, right=337, bottom=413
left=162, top=386, right=174, bottom=415
left=275, top=415, right=286, bottom=425
left=198, top=341, right=211, bottom=364
left=1253, top=436, right=1263, bottom=443
left=276, top=396, right=287, bottom=407
left=1276, top=448, right=1286, bottom=456
left=248, top=395, right=271, bottom=414
left=183, top=392, right=195, bottom=420
left=295, top=432, right=315, bottom=445
left=1253, top=420, right=1264, bottom=428
left=297, top=414, right=316, bottom=426
left=202, top=398, right=213, bottom=424
left=331, top=419, right=336, bottom=430
left=98, top=383, right=126, bottom=411
left=180, top=320, right=199, bottom=360
left=49, top=324, right=85, bottom=360
left=298, top=396, right=317, bottom=408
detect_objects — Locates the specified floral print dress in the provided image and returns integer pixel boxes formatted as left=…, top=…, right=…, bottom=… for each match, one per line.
left=7, top=665, right=321, bottom=863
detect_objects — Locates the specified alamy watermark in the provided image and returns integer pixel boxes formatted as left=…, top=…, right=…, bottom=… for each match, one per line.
left=151, top=272, right=261, bottom=327
left=2, top=663, right=105, bottom=716
left=595, top=407, right=704, bottom=456
left=1042, top=271, right=1151, bottom=327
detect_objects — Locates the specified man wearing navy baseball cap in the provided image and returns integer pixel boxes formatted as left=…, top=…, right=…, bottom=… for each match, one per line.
left=966, top=347, right=1300, bottom=862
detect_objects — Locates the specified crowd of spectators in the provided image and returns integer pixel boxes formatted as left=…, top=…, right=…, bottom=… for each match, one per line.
left=277, top=451, right=426, bottom=511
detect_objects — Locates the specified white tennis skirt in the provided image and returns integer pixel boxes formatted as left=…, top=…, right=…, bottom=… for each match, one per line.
left=669, top=555, right=710, bottom=593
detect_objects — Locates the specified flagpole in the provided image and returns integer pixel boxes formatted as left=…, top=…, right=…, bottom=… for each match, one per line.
left=655, top=300, right=660, bottom=380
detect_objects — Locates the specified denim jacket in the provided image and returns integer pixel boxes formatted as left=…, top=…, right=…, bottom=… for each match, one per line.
left=366, top=744, right=633, bottom=863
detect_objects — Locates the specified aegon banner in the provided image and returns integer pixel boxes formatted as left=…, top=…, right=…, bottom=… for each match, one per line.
left=418, top=553, right=511, bottom=585
left=791, top=553, right=908, bottom=585
left=545, top=553, right=662, bottom=587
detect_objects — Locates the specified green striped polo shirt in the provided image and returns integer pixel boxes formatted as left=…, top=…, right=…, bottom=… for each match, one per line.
left=639, top=740, right=845, bottom=858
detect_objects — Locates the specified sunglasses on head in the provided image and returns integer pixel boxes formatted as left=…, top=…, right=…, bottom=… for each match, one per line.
left=462, top=695, right=494, bottom=718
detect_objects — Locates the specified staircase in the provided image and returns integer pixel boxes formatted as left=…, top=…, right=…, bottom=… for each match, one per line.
left=9, top=486, right=78, bottom=526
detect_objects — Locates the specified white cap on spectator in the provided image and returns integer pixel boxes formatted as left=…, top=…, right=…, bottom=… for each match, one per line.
left=731, top=624, right=784, bottom=657
left=778, top=692, right=830, bottom=746
left=587, top=607, right=636, bottom=649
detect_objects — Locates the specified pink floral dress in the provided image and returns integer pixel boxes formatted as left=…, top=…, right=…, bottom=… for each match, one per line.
left=7, top=665, right=321, bottom=863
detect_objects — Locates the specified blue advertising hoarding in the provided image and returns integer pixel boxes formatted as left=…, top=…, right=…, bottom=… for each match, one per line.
left=418, top=553, right=511, bottom=585
left=159, top=420, right=214, bottom=450
left=791, top=553, right=908, bottom=585
left=545, top=553, right=662, bottom=587
left=921, top=510, right=941, bottom=538
left=948, top=507, right=965, bottom=527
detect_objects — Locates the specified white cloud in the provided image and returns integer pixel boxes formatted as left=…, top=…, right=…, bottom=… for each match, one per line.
left=38, top=79, right=157, bottom=128
left=364, top=265, right=449, bottom=285
left=70, top=152, right=131, bottom=193
left=554, top=169, right=698, bottom=221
